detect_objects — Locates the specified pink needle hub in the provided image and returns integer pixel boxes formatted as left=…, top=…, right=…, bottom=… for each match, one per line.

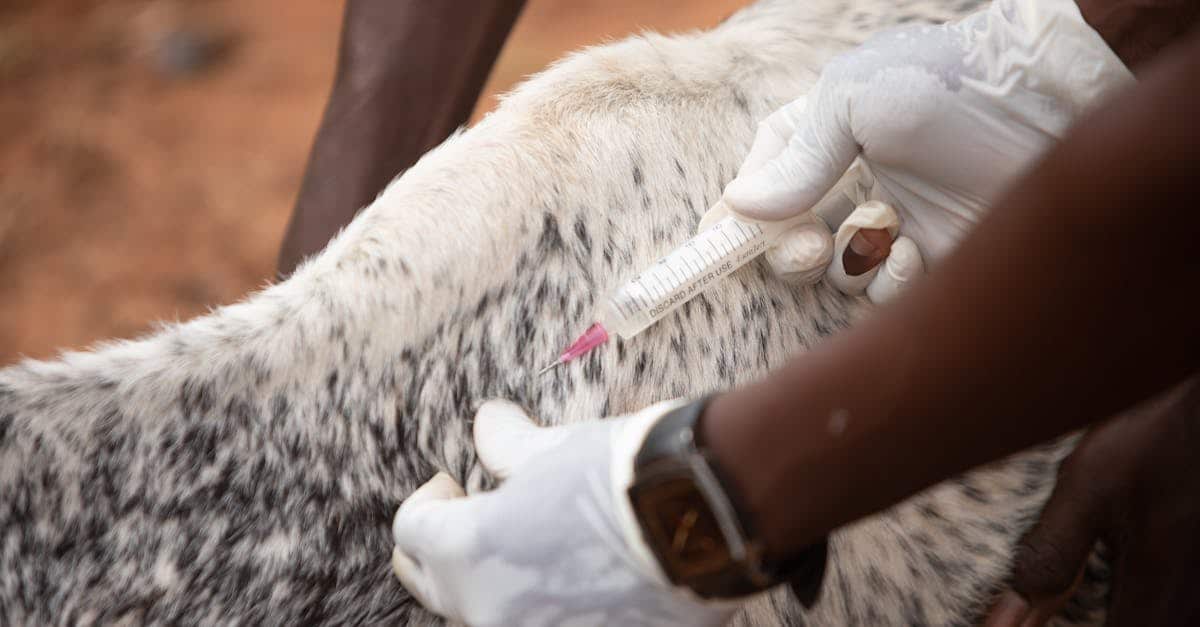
left=537, top=322, right=610, bottom=375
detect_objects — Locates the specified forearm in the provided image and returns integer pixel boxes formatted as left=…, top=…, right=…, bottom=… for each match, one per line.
left=704, top=29, right=1200, bottom=558
left=278, top=0, right=525, bottom=276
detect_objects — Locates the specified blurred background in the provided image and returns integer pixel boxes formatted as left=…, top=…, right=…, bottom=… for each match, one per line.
left=0, top=0, right=749, bottom=366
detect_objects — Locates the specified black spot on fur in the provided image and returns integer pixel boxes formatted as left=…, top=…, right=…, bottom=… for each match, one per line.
left=732, top=89, right=750, bottom=113
left=538, top=213, right=564, bottom=255
left=179, top=378, right=216, bottom=417
left=474, top=292, right=491, bottom=319
left=270, top=393, right=290, bottom=425
left=632, top=164, right=644, bottom=187
left=956, top=478, right=992, bottom=504
left=0, top=413, right=10, bottom=444
left=669, top=334, right=687, bottom=362
left=573, top=218, right=593, bottom=256
left=866, top=566, right=888, bottom=595
left=224, top=397, right=255, bottom=426
left=716, top=352, right=730, bottom=381
left=326, top=370, right=340, bottom=401
left=903, top=596, right=929, bottom=625
left=918, top=503, right=944, bottom=522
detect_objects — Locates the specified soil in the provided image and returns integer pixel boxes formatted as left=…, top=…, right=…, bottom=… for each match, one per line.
left=0, top=0, right=748, bottom=365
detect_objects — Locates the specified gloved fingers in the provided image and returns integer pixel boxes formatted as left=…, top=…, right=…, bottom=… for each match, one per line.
left=391, top=472, right=471, bottom=616
left=393, top=472, right=468, bottom=555
left=826, top=201, right=900, bottom=296
left=763, top=218, right=834, bottom=285
left=736, top=97, right=809, bottom=177
left=473, top=399, right=575, bottom=480
left=865, top=236, right=924, bottom=304
left=723, top=76, right=859, bottom=222
left=392, top=546, right=439, bottom=613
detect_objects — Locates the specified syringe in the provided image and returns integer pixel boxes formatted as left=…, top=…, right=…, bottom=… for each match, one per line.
left=537, top=164, right=869, bottom=376
left=536, top=212, right=795, bottom=375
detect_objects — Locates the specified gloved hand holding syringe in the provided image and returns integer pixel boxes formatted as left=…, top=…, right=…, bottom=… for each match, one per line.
left=538, top=162, right=883, bottom=375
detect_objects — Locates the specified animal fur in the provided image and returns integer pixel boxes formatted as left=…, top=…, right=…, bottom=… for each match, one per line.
left=0, top=0, right=1110, bottom=624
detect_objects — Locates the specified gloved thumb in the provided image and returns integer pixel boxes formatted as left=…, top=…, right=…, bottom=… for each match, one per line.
left=473, top=399, right=575, bottom=480
left=764, top=219, right=835, bottom=285
left=723, top=75, right=858, bottom=222
left=391, top=472, right=470, bottom=615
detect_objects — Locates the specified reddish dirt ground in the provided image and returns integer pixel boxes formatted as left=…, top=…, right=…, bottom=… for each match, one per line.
left=0, top=0, right=748, bottom=366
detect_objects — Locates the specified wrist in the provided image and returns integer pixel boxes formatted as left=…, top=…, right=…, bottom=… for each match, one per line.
left=700, top=391, right=801, bottom=561
left=628, top=396, right=828, bottom=604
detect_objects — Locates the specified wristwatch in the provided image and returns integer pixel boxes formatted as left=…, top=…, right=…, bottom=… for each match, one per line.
left=626, top=396, right=828, bottom=605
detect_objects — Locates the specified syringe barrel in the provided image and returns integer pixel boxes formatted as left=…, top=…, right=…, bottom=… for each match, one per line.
left=597, top=215, right=789, bottom=339
left=596, top=163, right=869, bottom=341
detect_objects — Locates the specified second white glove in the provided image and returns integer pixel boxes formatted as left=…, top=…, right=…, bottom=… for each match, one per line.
left=391, top=400, right=739, bottom=627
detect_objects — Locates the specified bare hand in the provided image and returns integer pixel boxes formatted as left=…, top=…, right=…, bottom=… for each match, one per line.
left=986, top=376, right=1200, bottom=626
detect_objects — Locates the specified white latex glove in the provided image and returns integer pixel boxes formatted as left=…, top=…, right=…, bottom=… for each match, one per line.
left=391, top=400, right=738, bottom=627
left=718, top=0, right=1133, bottom=302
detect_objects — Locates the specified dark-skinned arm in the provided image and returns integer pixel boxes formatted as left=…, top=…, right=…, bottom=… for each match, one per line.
left=703, top=26, right=1200, bottom=559
left=277, top=0, right=526, bottom=276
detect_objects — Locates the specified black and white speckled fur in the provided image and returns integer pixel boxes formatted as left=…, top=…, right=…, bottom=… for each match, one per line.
left=0, top=1, right=1111, bottom=624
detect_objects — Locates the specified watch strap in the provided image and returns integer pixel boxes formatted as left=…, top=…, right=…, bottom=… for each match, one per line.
left=631, top=396, right=829, bottom=605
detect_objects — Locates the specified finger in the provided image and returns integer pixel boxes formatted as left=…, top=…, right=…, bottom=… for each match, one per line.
left=865, top=236, right=924, bottom=304
left=392, top=546, right=438, bottom=611
left=737, top=97, right=809, bottom=177
left=391, top=472, right=469, bottom=615
left=696, top=201, right=732, bottom=235
left=393, top=472, right=467, bottom=553
left=764, top=219, right=834, bottom=285
left=723, top=74, right=859, bottom=222
left=986, top=459, right=1110, bottom=626
left=842, top=229, right=893, bottom=276
left=825, top=201, right=899, bottom=296
left=809, top=159, right=874, bottom=232
left=472, top=399, right=574, bottom=480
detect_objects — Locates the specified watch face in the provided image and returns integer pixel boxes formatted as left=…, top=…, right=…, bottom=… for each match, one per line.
left=629, top=475, right=733, bottom=581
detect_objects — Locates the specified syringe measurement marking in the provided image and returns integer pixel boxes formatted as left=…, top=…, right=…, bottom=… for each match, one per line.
left=641, top=280, right=660, bottom=302
left=616, top=292, right=636, bottom=319
left=665, top=262, right=684, bottom=289
left=636, top=286, right=652, bottom=310
left=655, top=264, right=675, bottom=292
left=609, top=218, right=771, bottom=325
left=630, top=286, right=645, bottom=313
left=630, top=283, right=652, bottom=310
